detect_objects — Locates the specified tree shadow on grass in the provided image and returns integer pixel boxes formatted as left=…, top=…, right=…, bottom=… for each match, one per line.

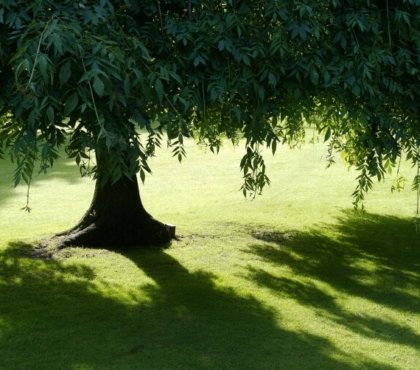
left=0, top=240, right=397, bottom=370
left=245, top=211, right=420, bottom=352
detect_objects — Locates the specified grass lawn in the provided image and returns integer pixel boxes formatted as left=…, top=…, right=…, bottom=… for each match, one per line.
left=0, top=135, right=419, bottom=370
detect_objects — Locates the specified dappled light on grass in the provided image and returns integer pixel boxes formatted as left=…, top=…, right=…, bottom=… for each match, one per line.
left=245, top=211, right=420, bottom=365
left=1, top=140, right=419, bottom=369
left=0, top=239, right=403, bottom=370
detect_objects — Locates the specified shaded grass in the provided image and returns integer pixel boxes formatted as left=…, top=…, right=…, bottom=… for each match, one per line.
left=0, top=136, right=419, bottom=369
left=246, top=212, right=420, bottom=334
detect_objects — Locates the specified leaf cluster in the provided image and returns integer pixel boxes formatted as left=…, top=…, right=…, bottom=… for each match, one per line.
left=0, top=0, right=419, bottom=207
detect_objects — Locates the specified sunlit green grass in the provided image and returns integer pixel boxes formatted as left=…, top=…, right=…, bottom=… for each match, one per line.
left=0, top=135, right=419, bottom=369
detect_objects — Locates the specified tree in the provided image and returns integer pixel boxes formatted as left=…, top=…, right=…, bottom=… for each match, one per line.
left=0, top=0, right=419, bottom=249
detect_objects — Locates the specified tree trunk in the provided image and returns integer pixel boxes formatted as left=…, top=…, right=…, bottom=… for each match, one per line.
left=51, top=150, right=175, bottom=249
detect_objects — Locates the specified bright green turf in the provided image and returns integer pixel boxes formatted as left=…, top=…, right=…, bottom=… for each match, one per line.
left=0, top=134, right=419, bottom=370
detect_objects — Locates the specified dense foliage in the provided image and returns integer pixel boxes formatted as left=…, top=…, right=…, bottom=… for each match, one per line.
left=1, top=0, right=419, bottom=210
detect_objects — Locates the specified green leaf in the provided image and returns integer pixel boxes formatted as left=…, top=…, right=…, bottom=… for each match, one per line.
left=412, top=174, right=420, bottom=192
left=323, top=70, right=331, bottom=85
left=140, top=169, right=146, bottom=183
left=38, top=54, right=49, bottom=83
left=123, top=76, right=130, bottom=97
left=258, top=86, right=265, bottom=101
left=59, top=61, right=71, bottom=86
left=352, top=83, right=361, bottom=96
left=218, top=39, right=225, bottom=51
left=324, top=128, right=332, bottom=142
left=51, top=33, right=63, bottom=56
left=310, top=69, right=319, bottom=85
left=268, top=72, right=277, bottom=87
left=64, top=93, right=79, bottom=116
left=193, top=55, right=206, bottom=67
left=93, top=76, right=105, bottom=96
left=271, top=139, right=277, bottom=155
left=46, top=106, right=54, bottom=123
left=155, top=79, right=163, bottom=103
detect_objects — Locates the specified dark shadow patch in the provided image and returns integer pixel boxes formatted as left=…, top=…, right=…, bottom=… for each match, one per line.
left=252, top=230, right=297, bottom=244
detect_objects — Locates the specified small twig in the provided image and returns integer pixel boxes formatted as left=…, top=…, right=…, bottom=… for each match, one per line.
left=78, top=45, right=103, bottom=130
left=202, top=80, right=206, bottom=120
left=26, top=19, right=51, bottom=89
left=188, top=0, right=192, bottom=20
left=416, top=160, right=420, bottom=233
left=386, top=0, right=392, bottom=48
left=21, top=155, right=35, bottom=213
left=23, top=177, right=32, bottom=212
left=157, top=0, right=164, bottom=34
left=351, top=29, right=365, bottom=60
left=396, top=154, right=402, bottom=179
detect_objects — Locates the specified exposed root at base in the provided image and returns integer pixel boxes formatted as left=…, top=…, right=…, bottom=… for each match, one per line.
left=30, top=222, right=177, bottom=258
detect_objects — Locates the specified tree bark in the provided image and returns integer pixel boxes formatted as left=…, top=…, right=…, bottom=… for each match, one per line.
left=51, top=150, right=175, bottom=249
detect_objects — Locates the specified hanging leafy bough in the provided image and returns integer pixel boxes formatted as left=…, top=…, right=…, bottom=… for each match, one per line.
left=0, top=0, right=419, bottom=249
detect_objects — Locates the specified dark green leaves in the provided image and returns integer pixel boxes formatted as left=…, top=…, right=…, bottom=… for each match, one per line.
left=240, top=145, right=270, bottom=198
left=46, top=106, right=54, bottom=123
left=37, top=54, right=50, bottom=83
left=155, top=79, right=164, bottom=103
left=93, top=76, right=105, bottom=97
left=64, top=93, right=79, bottom=116
left=0, top=0, right=419, bottom=209
left=59, top=61, right=71, bottom=86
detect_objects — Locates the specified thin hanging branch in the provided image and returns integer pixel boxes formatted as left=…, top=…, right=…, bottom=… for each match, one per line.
left=188, top=0, right=192, bottom=20
left=26, top=18, right=51, bottom=89
left=78, top=45, right=103, bottom=132
left=386, top=0, right=392, bottom=48
left=20, top=153, right=35, bottom=213
left=22, top=175, right=33, bottom=212
left=416, top=161, right=420, bottom=232
left=157, top=0, right=164, bottom=34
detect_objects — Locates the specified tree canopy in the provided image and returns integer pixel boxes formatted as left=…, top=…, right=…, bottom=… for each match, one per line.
left=1, top=0, right=420, bottom=210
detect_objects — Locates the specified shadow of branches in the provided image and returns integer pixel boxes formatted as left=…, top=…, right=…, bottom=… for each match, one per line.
left=0, top=238, right=398, bottom=369
left=245, top=211, right=420, bottom=351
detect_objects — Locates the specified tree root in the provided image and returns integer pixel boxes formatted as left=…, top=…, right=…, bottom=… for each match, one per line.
left=37, top=218, right=176, bottom=256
